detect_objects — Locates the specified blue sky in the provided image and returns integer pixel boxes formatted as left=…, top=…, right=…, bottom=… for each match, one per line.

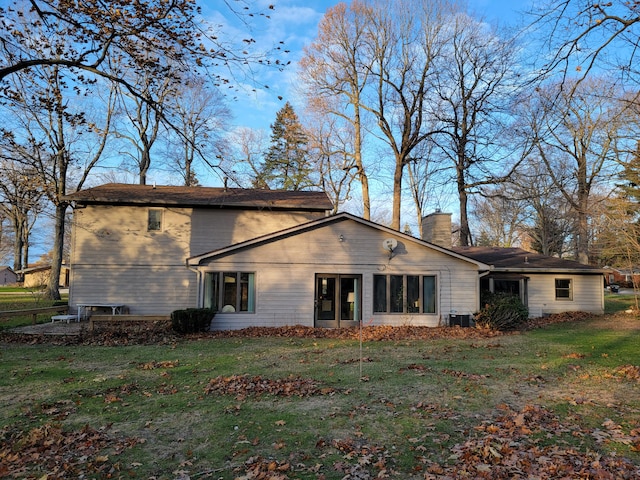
left=210, top=0, right=533, bottom=133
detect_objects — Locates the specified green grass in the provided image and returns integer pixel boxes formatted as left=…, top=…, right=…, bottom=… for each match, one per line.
left=0, top=287, right=69, bottom=329
left=604, top=291, right=639, bottom=313
left=1, top=316, right=639, bottom=479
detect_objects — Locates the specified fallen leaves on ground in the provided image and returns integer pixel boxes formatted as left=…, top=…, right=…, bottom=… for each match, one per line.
left=0, top=310, right=607, bottom=346
left=204, top=374, right=337, bottom=399
left=423, top=404, right=640, bottom=479
left=205, top=324, right=503, bottom=341
left=614, top=365, right=640, bottom=382
left=0, top=423, right=142, bottom=478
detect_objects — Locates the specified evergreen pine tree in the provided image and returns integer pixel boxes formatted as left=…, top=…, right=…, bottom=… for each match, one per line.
left=619, top=141, right=640, bottom=211
left=257, top=102, right=313, bottom=190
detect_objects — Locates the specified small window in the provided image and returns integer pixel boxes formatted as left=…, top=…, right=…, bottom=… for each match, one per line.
left=555, top=278, right=572, bottom=300
left=204, top=271, right=255, bottom=313
left=148, top=209, right=163, bottom=231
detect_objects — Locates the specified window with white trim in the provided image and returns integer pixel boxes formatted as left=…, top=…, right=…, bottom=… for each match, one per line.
left=555, top=278, right=572, bottom=300
left=204, top=272, right=255, bottom=313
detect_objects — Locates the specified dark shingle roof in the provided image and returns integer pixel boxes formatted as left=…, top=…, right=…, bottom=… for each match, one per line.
left=452, top=246, right=602, bottom=272
left=63, top=183, right=334, bottom=211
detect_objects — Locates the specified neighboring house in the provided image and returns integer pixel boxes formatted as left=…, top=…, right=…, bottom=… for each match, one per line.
left=19, top=264, right=71, bottom=288
left=64, top=184, right=604, bottom=329
left=0, top=266, right=18, bottom=286
left=603, top=266, right=640, bottom=289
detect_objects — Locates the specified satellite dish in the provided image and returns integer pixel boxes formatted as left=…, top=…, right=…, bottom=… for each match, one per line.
left=383, top=238, right=398, bottom=251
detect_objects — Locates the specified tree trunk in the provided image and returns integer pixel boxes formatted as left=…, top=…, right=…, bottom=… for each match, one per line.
left=46, top=203, right=66, bottom=300
left=391, top=158, right=403, bottom=230
left=12, top=216, right=24, bottom=274
left=354, top=107, right=370, bottom=220
left=457, top=165, right=471, bottom=246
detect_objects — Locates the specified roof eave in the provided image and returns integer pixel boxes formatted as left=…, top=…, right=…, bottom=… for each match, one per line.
left=490, top=267, right=605, bottom=274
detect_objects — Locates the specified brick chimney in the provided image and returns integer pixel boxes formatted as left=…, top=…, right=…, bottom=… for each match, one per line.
left=421, top=211, right=452, bottom=248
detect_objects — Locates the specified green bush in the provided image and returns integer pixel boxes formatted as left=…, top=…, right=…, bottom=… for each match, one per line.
left=170, top=308, right=215, bottom=334
left=474, top=292, right=528, bottom=331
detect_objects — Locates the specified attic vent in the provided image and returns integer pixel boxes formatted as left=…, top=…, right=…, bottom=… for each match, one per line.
left=524, top=256, right=529, bottom=264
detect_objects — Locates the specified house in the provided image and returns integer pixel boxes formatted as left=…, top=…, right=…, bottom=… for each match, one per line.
left=64, top=184, right=604, bottom=328
left=0, top=266, right=17, bottom=286
left=64, top=184, right=490, bottom=327
left=18, top=264, right=71, bottom=289
left=603, top=266, right=640, bottom=289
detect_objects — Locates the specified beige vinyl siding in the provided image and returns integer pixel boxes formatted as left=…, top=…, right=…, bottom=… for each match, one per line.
left=190, top=209, right=326, bottom=253
left=68, top=205, right=324, bottom=315
left=70, top=265, right=196, bottom=315
left=71, top=206, right=325, bottom=264
left=200, top=220, right=481, bottom=330
left=526, top=273, right=604, bottom=317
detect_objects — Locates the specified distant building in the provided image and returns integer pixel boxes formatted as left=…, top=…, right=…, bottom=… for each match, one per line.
left=0, top=266, right=18, bottom=286
left=18, top=264, right=70, bottom=289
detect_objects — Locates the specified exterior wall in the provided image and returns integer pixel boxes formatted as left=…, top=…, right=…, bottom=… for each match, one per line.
left=198, top=220, right=481, bottom=330
left=0, top=268, right=17, bottom=285
left=22, top=267, right=70, bottom=288
left=68, top=204, right=325, bottom=315
left=526, top=273, right=604, bottom=317
left=71, top=265, right=196, bottom=315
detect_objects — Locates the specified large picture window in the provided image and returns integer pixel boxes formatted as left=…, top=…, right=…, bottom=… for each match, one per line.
left=204, top=272, right=255, bottom=313
left=373, top=274, right=437, bottom=314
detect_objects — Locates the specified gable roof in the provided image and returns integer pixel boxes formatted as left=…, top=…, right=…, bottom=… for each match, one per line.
left=63, top=183, right=334, bottom=212
left=452, top=246, right=604, bottom=274
left=187, top=212, right=491, bottom=268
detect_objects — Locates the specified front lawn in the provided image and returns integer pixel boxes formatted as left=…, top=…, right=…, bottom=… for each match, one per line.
left=0, top=314, right=638, bottom=478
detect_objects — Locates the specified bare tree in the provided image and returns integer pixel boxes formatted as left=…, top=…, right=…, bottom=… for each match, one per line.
left=471, top=185, right=527, bottom=248
left=362, top=0, right=457, bottom=230
left=532, top=1, right=640, bottom=86
left=0, top=160, right=45, bottom=275
left=223, top=127, right=268, bottom=188
left=0, top=65, right=114, bottom=299
left=304, top=106, right=359, bottom=214
left=165, top=76, right=232, bottom=186
left=428, top=12, right=522, bottom=246
left=525, top=78, right=629, bottom=264
left=0, top=1, right=279, bottom=116
left=405, top=139, right=448, bottom=238
left=300, top=1, right=374, bottom=219
left=112, top=71, right=174, bottom=185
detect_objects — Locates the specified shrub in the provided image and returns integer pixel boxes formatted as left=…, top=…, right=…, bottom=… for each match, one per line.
left=474, top=292, right=528, bottom=331
left=171, top=308, right=215, bottom=334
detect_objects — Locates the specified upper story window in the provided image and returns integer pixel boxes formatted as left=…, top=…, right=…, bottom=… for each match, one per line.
left=148, top=209, right=163, bottom=231
left=555, top=278, right=572, bottom=300
left=373, top=274, right=437, bottom=314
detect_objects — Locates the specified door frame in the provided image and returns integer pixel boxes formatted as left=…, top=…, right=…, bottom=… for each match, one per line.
left=314, top=274, right=361, bottom=328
